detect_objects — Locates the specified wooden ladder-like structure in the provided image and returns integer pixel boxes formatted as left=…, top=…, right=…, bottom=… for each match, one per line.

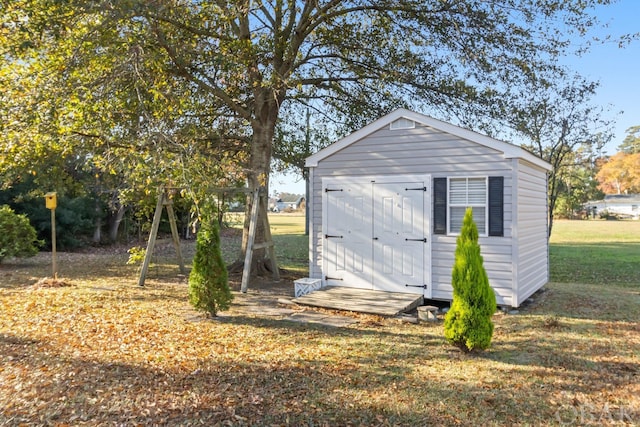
left=137, top=187, right=186, bottom=287
left=241, top=188, right=280, bottom=292
left=137, top=186, right=279, bottom=292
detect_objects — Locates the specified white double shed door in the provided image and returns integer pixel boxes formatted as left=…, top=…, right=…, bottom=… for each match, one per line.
left=322, top=175, right=431, bottom=296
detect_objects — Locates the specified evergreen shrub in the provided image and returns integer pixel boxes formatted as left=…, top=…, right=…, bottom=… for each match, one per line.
left=0, top=205, right=42, bottom=263
left=188, top=212, right=233, bottom=316
left=444, top=208, right=497, bottom=352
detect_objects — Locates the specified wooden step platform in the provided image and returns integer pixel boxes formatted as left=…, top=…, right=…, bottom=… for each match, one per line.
left=292, top=286, right=423, bottom=317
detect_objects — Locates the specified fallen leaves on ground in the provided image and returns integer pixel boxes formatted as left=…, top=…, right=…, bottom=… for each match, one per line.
left=0, top=251, right=639, bottom=426
left=30, top=277, right=75, bottom=289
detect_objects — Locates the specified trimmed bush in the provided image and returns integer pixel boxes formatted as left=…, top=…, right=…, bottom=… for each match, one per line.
left=1, top=191, right=99, bottom=249
left=444, top=207, right=496, bottom=352
left=0, top=205, right=42, bottom=263
left=188, top=212, right=233, bottom=316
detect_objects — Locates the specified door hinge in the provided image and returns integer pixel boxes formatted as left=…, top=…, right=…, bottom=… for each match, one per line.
left=405, top=284, right=427, bottom=289
left=405, top=186, right=426, bottom=191
left=405, top=238, right=427, bottom=242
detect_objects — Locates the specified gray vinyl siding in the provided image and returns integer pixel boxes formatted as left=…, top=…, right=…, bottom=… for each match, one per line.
left=430, top=236, right=515, bottom=306
left=308, top=123, right=517, bottom=304
left=307, top=168, right=321, bottom=279
left=513, top=160, right=549, bottom=306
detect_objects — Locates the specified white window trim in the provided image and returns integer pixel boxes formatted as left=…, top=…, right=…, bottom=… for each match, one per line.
left=447, top=176, right=489, bottom=236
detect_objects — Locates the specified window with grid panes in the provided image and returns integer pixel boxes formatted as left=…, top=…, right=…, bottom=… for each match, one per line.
left=448, top=177, right=487, bottom=235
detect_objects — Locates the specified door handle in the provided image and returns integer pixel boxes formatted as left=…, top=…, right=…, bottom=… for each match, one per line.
left=405, top=238, right=427, bottom=242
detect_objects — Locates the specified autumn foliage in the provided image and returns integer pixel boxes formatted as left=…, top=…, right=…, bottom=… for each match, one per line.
left=596, top=152, right=640, bottom=194
left=188, top=213, right=233, bottom=316
left=444, top=208, right=496, bottom=352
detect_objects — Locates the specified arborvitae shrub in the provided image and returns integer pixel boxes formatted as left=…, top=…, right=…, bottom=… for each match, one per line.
left=444, top=207, right=497, bottom=352
left=0, top=205, right=41, bottom=263
left=188, top=212, right=233, bottom=316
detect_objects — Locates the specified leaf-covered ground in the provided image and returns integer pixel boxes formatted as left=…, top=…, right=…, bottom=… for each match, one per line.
left=1, top=243, right=639, bottom=426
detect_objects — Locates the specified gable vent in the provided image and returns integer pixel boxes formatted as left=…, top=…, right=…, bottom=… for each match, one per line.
left=390, top=117, right=416, bottom=130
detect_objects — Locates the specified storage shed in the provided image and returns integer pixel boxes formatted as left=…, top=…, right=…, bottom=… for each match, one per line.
left=304, top=109, right=552, bottom=308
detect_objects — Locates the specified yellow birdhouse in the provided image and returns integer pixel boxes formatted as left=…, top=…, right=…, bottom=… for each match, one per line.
left=45, top=192, right=57, bottom=210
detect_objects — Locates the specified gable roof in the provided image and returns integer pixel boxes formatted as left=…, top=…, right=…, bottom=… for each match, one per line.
left=604, top=194, right=640, bottom=202
left=305, top=108, right=552, bottom=171
left=586, top=194, right=640, bottom=205
left=279, top=194, right=305, bottom=203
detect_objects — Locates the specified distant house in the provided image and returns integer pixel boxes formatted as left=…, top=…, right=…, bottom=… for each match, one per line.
left=584, top=194, right=640, bottom=219
left=271, top=194, right=305, bottom=212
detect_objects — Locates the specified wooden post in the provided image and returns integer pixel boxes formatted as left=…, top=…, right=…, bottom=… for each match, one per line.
left=260, top=193, right=280, bottom=282
left=240, top=190, right=260, bottom=293
left=240, top=189, right=280, bottom=292
left=45, top=192, right=58, bottom=278
left=165, top=197, right=186, bottom=275
left=51, top=208, right=57, bottom=279
left=137, top=191, right=165, bottom=287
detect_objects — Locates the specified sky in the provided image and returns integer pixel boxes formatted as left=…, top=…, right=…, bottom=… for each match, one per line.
left=271, top=0, right=640, bottom=196
left=568, top=0, right=640, bottom=154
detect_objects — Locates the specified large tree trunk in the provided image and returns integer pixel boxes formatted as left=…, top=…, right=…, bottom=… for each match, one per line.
left=108, top=204, right=126, bottom=242
left=548, top=171, right=559, bottom=238
left=92, top=217, right=102, bottom=244
left=236, top=98, right=280, bottom=277
left=92, top=199, right=103, bottom=244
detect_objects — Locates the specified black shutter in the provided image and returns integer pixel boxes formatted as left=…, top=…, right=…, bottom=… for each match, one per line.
left=433, top=178, right=447, bottom=235
left=488, top=176, right=504, bottom=237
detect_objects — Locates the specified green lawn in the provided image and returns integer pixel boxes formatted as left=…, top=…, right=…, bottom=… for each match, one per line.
left=550, top=219, right=640, bottom=244
left=550, top=219, right=640, bottom=287
left=268, top=214, right=308, bottom=273
left=267, top=213, right=307, bottom=235
left=218, top=213, right=308, bottom=272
